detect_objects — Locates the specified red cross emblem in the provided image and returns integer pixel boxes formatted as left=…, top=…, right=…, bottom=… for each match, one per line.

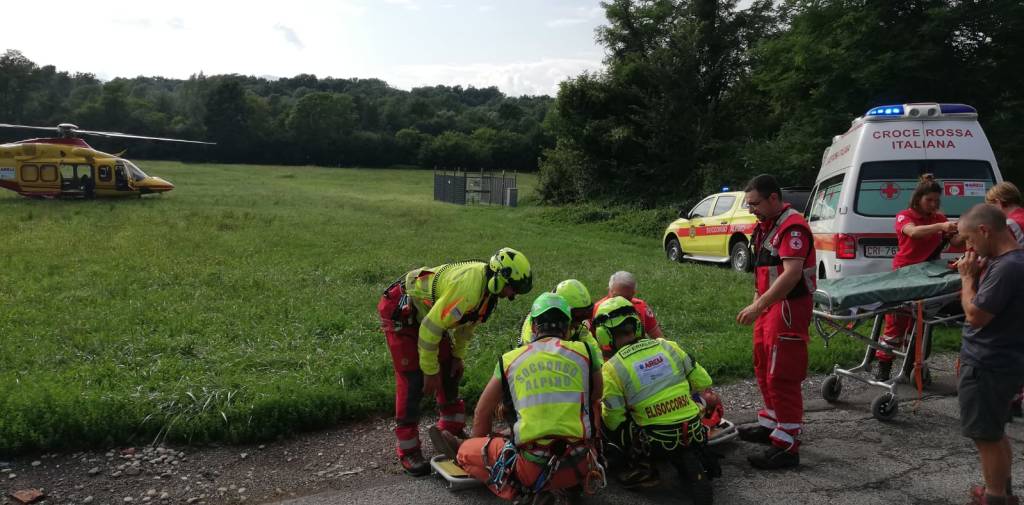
left=880, top=183, right=900, bottom=200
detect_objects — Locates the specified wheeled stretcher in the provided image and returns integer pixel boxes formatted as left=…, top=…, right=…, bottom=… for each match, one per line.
left=811, top=260, right=964, bottom=421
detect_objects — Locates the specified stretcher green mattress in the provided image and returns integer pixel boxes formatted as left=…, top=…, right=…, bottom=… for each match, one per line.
left=813, top=260, right=962, bottom=312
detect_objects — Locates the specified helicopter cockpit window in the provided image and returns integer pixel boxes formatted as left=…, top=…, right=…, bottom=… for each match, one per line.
left=98, top=165, right=111, bottom=182
left=124, top=160, right=148, bottom=182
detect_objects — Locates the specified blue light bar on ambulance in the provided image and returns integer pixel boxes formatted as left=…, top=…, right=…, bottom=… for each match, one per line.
left=939, top=103, right=977, bottom=114
left=721, top=186, right=731, bottom=192
left=867, top=105, right=905, bottom=116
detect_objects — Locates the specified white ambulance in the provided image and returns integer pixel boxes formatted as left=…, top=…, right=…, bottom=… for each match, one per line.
left=808, top=103, right=1003, bottom=279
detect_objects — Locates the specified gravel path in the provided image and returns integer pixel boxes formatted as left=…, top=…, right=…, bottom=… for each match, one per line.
left=0, top=353, right=999, bottom=505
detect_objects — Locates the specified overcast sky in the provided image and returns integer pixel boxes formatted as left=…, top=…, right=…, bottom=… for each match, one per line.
left=1, top=0, right=614, bottom=97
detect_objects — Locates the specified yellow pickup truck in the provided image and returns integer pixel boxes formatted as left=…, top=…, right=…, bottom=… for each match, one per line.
left=663, top=191, right=756, bottom=272
left=662, top=188, right=811, bottom=272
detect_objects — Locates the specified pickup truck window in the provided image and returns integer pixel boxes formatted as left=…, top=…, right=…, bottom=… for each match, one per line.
left=712, top=196, right=736, bottom=217
left=690, top=197, right=714, bottom=218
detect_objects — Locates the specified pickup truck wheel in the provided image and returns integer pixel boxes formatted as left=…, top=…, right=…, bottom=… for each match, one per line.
left=730, top=241, right=751, bottom=272
left=666, top=237, right=684, bottom=263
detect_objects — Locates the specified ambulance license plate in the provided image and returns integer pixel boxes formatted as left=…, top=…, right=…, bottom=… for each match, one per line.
left=865, top=245, right=898, bottom=258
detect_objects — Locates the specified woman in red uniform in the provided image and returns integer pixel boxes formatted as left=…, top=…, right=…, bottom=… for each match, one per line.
left=986, top=181, right=1024, bottom=418
left=986, top=182, right=1024, bottom=245
left=875, top=174, right=961, bottom=381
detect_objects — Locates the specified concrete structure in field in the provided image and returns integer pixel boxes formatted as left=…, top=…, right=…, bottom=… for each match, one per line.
left=434, top=170, right=518, bottom=207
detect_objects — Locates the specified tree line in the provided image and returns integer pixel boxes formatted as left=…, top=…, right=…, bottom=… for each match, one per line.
left=539, top=0, right=1024, bottom=206
left=2, top=0, right=1021, bottom=206
left=0, top=50, right=552, bottom=171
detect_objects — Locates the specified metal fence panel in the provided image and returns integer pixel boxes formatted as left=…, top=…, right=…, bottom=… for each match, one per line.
left=434, top=170, right=515, bottom=207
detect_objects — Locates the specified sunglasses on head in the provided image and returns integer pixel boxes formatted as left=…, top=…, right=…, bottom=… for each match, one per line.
left=571, top=306, right=593, bottom=324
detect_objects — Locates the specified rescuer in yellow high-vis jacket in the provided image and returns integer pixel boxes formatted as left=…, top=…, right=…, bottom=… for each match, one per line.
left=595, top=296, right=720, bottom=504
left=429, top=292, right=606, bottom=503
left=378, top=247, right=532, bottom=476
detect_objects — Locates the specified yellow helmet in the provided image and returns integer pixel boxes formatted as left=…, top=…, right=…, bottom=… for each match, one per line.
left=592, top=296, right=642, bottom=349
left=554, top=279, right=592, bottom=324
left=554, top=279, right=591, bottom=309
left=487, top=247, right=532, bottom=297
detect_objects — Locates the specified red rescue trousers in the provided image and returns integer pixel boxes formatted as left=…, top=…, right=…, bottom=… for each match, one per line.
left=457, top=437, right=589, bottom=501
left=378, top=284, right=466, bottom=459
left=753, top=300, right=809, bottom=454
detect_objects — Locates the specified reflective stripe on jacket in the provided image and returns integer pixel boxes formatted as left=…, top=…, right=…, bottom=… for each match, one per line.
left=404, top=261, right=494, bottom=375
left=502, top=338, right=593, bottom=445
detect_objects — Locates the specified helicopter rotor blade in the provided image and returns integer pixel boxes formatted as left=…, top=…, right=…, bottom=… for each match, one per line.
left=0, top=123, right=59, bottom=133
left=74, top=129, right=216, bottom=145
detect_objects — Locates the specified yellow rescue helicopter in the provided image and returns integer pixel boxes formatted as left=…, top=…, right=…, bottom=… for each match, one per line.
left=0, top=123, right=213, bottom=198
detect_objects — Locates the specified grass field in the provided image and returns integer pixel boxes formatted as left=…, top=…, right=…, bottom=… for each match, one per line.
left=0, top=162, right=960, bottom=453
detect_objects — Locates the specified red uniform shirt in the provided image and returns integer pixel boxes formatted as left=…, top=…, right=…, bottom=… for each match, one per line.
left=1007, top=207, right=1024, bottom=245
left=592, top=295, right=660, bottom=336
left=751, top=205, right=816, bottom=341
left=893, top=208, right=947, bottom=269
left=752, top=206, right=814, bottom=296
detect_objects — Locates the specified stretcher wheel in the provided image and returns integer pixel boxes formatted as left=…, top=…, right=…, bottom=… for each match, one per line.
left=821, top=375, right=842, bottom=403
left=915, top=366, right=933, bottom=387
left=871, top=393, right=899, bottom=422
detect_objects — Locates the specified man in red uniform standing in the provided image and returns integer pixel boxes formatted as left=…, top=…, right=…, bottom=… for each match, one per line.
left=736, top=174, right=816, bottom=470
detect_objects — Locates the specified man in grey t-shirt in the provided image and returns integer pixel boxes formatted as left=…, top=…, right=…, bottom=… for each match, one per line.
left=957, top=203, right=1024, bottom=505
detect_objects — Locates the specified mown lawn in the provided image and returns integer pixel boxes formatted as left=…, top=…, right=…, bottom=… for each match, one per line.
left=0, top=162, right=959, bottom=452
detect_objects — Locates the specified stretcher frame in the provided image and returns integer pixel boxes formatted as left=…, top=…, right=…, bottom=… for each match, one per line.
left=706, top=419, right=738, bottom=446
left=812, top=290, right=963, bottom=421
left=430, top=454, right=482, bottom=490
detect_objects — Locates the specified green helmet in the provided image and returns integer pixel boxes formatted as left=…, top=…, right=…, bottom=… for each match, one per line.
left=593, top=296, right=642, bottom=348
left=529, top=292, right=571, bottom=340
left=553, top=279, right=591, bottom=310
left=487, top=247, right=532, bottom=297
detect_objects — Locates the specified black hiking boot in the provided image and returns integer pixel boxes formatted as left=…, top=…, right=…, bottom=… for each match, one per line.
left=428, top=426, right=461, bottom=461
left=399, top=450, right=430, bottom=477
left=737, top=424, right=772, bottom=445
left=748, top=445, right=799, bottom=470
left=675, top=450, right=714, bottom=505
left=617, top=463, right=660, bottom=489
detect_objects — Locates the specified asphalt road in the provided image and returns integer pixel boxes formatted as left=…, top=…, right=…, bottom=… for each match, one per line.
left=271, top=374, right=1024, bottom=505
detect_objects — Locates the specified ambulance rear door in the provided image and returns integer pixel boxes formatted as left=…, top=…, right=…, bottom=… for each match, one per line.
left=836, top=117, right=929, bottom=276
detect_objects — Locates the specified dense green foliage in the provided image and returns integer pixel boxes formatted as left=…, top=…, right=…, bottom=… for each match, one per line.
left=4, top=1, right=1021, bottom=204
left=540, top=0, right=1024, bottom=205
left=0, top=50, right=552, bottom=171
left=0, top=163, right=959, bottom=452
